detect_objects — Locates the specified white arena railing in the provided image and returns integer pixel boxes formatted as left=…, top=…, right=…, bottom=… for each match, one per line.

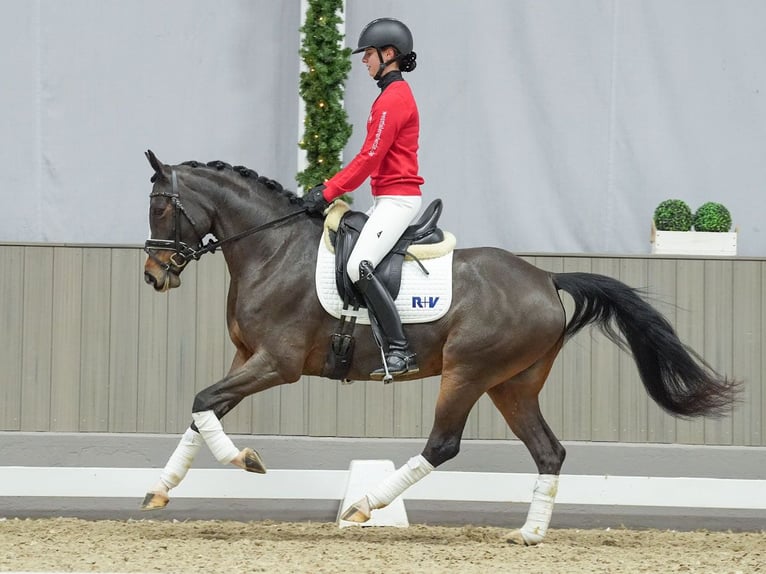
left=1, top=464, right=764, bottom=511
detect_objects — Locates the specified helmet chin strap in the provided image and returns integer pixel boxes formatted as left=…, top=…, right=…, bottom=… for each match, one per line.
left=373, top=48, right=398, bottom=81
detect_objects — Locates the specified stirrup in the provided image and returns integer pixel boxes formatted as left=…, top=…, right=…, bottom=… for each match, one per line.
left=370, top=350, right=419, bottom=382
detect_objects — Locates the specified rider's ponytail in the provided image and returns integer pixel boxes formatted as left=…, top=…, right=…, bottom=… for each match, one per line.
left=399, top=51, right=417, bottom=73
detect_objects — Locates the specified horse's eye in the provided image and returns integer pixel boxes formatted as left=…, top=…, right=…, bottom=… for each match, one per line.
left=152, top=207, right=166, bottom=218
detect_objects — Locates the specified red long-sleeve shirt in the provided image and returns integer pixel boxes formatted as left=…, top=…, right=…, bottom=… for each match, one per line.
left=323, top=77, right=424, bottom=202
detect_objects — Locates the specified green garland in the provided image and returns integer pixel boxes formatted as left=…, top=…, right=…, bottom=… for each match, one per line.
left=297, top=0, right=352, bottom=194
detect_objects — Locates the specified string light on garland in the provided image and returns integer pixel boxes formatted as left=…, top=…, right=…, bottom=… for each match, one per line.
left=297, top=0, right=352, bottom=196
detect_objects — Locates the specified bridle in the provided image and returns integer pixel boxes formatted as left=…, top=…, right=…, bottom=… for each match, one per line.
left=144, top=170, right=206, bottom=273
left=144, top=168, right=307, bottom=274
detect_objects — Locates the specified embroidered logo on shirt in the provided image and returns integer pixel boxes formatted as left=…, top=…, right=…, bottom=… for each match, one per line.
left=368, top=111, right=387, bottom=157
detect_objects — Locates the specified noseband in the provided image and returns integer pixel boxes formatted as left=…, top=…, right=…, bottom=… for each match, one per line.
left=144, top=168, right=308, bottom=274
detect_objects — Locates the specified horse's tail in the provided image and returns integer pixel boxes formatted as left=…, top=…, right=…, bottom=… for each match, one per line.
left=552, top=272, right=740, bottom=418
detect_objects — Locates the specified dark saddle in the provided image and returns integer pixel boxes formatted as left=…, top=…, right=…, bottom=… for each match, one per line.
left=331, top=199, right=446, bottom=308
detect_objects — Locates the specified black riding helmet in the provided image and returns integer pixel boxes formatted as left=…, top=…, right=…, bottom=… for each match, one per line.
left=352, top=18, right=416, bottom=80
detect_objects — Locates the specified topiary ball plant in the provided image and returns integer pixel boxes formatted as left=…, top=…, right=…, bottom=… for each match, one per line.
left=653, top=199, right=693, bottom=231
left=693, top=202, right=732, bottom=232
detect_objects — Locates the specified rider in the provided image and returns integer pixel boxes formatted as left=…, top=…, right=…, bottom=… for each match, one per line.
left=303, top=17, right=423, bottom=380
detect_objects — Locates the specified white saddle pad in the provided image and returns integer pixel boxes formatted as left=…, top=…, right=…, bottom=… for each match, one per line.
left=315, top=238, right=453, bottom=325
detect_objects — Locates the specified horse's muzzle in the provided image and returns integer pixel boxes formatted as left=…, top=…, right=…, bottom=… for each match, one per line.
left=144, top=259, right=182, bottom=292
left=144, top=270, right=161, bottom=288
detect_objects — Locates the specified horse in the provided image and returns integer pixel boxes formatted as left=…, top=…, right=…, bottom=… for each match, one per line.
left=140, top=150, right=739, bottom=545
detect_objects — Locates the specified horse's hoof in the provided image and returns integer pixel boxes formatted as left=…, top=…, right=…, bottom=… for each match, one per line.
left=505, top=529, right=525, bottom=545
left=506, top=528, right=541, bottom=546
left=140, top=491, right=169, bottom=510
left=340, top=496, right=372, bottom=523
left=242, top=447, right=267, bottom=474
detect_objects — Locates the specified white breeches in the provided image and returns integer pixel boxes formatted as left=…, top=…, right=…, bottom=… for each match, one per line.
left=346, top=195, right=422, bottom=283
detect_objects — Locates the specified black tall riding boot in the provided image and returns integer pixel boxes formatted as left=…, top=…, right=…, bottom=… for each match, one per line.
left=356, top=260, right=419, bottom=380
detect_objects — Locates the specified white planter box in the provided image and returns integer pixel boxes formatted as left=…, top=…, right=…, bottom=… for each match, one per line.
left=651, top=222, right=737, bottom=256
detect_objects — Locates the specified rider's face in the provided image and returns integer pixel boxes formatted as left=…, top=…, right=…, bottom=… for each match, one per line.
left=362, top=47, right=396, bottom=78
left=362, top=48, right=379, bottom=78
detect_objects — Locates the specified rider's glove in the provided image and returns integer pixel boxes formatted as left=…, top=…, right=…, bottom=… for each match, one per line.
left=303, top=184, right=330, bottom=217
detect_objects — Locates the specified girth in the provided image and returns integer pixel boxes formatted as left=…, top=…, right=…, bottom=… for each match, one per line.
left=331, top=199, right=445, bottom=308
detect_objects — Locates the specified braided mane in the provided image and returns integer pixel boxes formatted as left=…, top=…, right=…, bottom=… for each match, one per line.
left=179, top=159, right=305, bottom=206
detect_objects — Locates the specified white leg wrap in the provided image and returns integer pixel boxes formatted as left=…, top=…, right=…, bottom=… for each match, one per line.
left=192, top=410, right=240, bottom=464
left=159, top=427, right=203, bottom=490
left=367, top=455, right=434, bottom=509
left=519, top=474, right=559, bottom=545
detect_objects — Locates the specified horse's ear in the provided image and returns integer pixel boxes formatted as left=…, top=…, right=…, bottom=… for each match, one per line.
left=145, top=149, right=168, bottom=182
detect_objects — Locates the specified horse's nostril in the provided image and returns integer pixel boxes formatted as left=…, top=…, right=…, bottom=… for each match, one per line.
left=144, top=272, right=156, bottom=286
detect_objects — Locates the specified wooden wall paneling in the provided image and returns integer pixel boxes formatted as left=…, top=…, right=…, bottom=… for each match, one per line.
left=137, top=257, right=169, bottom=433
left=731, top=260, right=762, bottom=446
left=674, top=259, right=706, bottom=444
left=364, top=380, right=395, bottom=438
left=308, top=376, right=339, bottom=437
left=250, top=386, right=281, bottom=435
left=0, top=246, right=25, bottom=430
left=561, top=257, right=593, bottom=441
left=589, top=258, right=621, bottom=441
left=762, top=263, right=766, bottom=447
left=279, top=378, right=308, bottom=436
left=79, top=248, right=112, bottom=431
left=646, top=258, right=678, bottom=443
left=618, top=259, right=648, bottom=442
left=703, top=260, right=734, bottom=445
left=4, top=244, right=764, bottom=446
left=164, top=263, right=199, bottom=434
left=394, top=379, right=425, bottom=438
left=108, top=249, right=141, bottom=432
left=50, top=247, right=83, bottom=431
left=20, top=247, right=54, bottom=431
left=336, top=379, right=366, bottom=437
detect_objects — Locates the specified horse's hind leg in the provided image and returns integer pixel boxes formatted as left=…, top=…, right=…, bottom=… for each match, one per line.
left=341, top=372, right=485, bottom=523
left=487, top=348, right=566, bottom=545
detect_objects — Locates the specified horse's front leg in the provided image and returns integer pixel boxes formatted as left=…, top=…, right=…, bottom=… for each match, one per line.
left=141, top=349, right=290, bottom=510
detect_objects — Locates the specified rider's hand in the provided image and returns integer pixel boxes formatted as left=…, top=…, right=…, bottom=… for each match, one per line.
left=303, top=184, right=330, bottom=217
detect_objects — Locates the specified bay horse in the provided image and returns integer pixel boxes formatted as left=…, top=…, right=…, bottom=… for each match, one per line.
left=141, top=150, right=738, bottom=544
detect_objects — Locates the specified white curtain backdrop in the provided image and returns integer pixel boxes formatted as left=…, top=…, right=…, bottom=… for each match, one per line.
left=2, top=0, right=764, bottom=255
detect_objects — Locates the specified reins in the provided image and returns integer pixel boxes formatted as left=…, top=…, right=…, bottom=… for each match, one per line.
left=194, top=208, right=308, bottom=257
left=144, top=168, right=308, bottom=271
